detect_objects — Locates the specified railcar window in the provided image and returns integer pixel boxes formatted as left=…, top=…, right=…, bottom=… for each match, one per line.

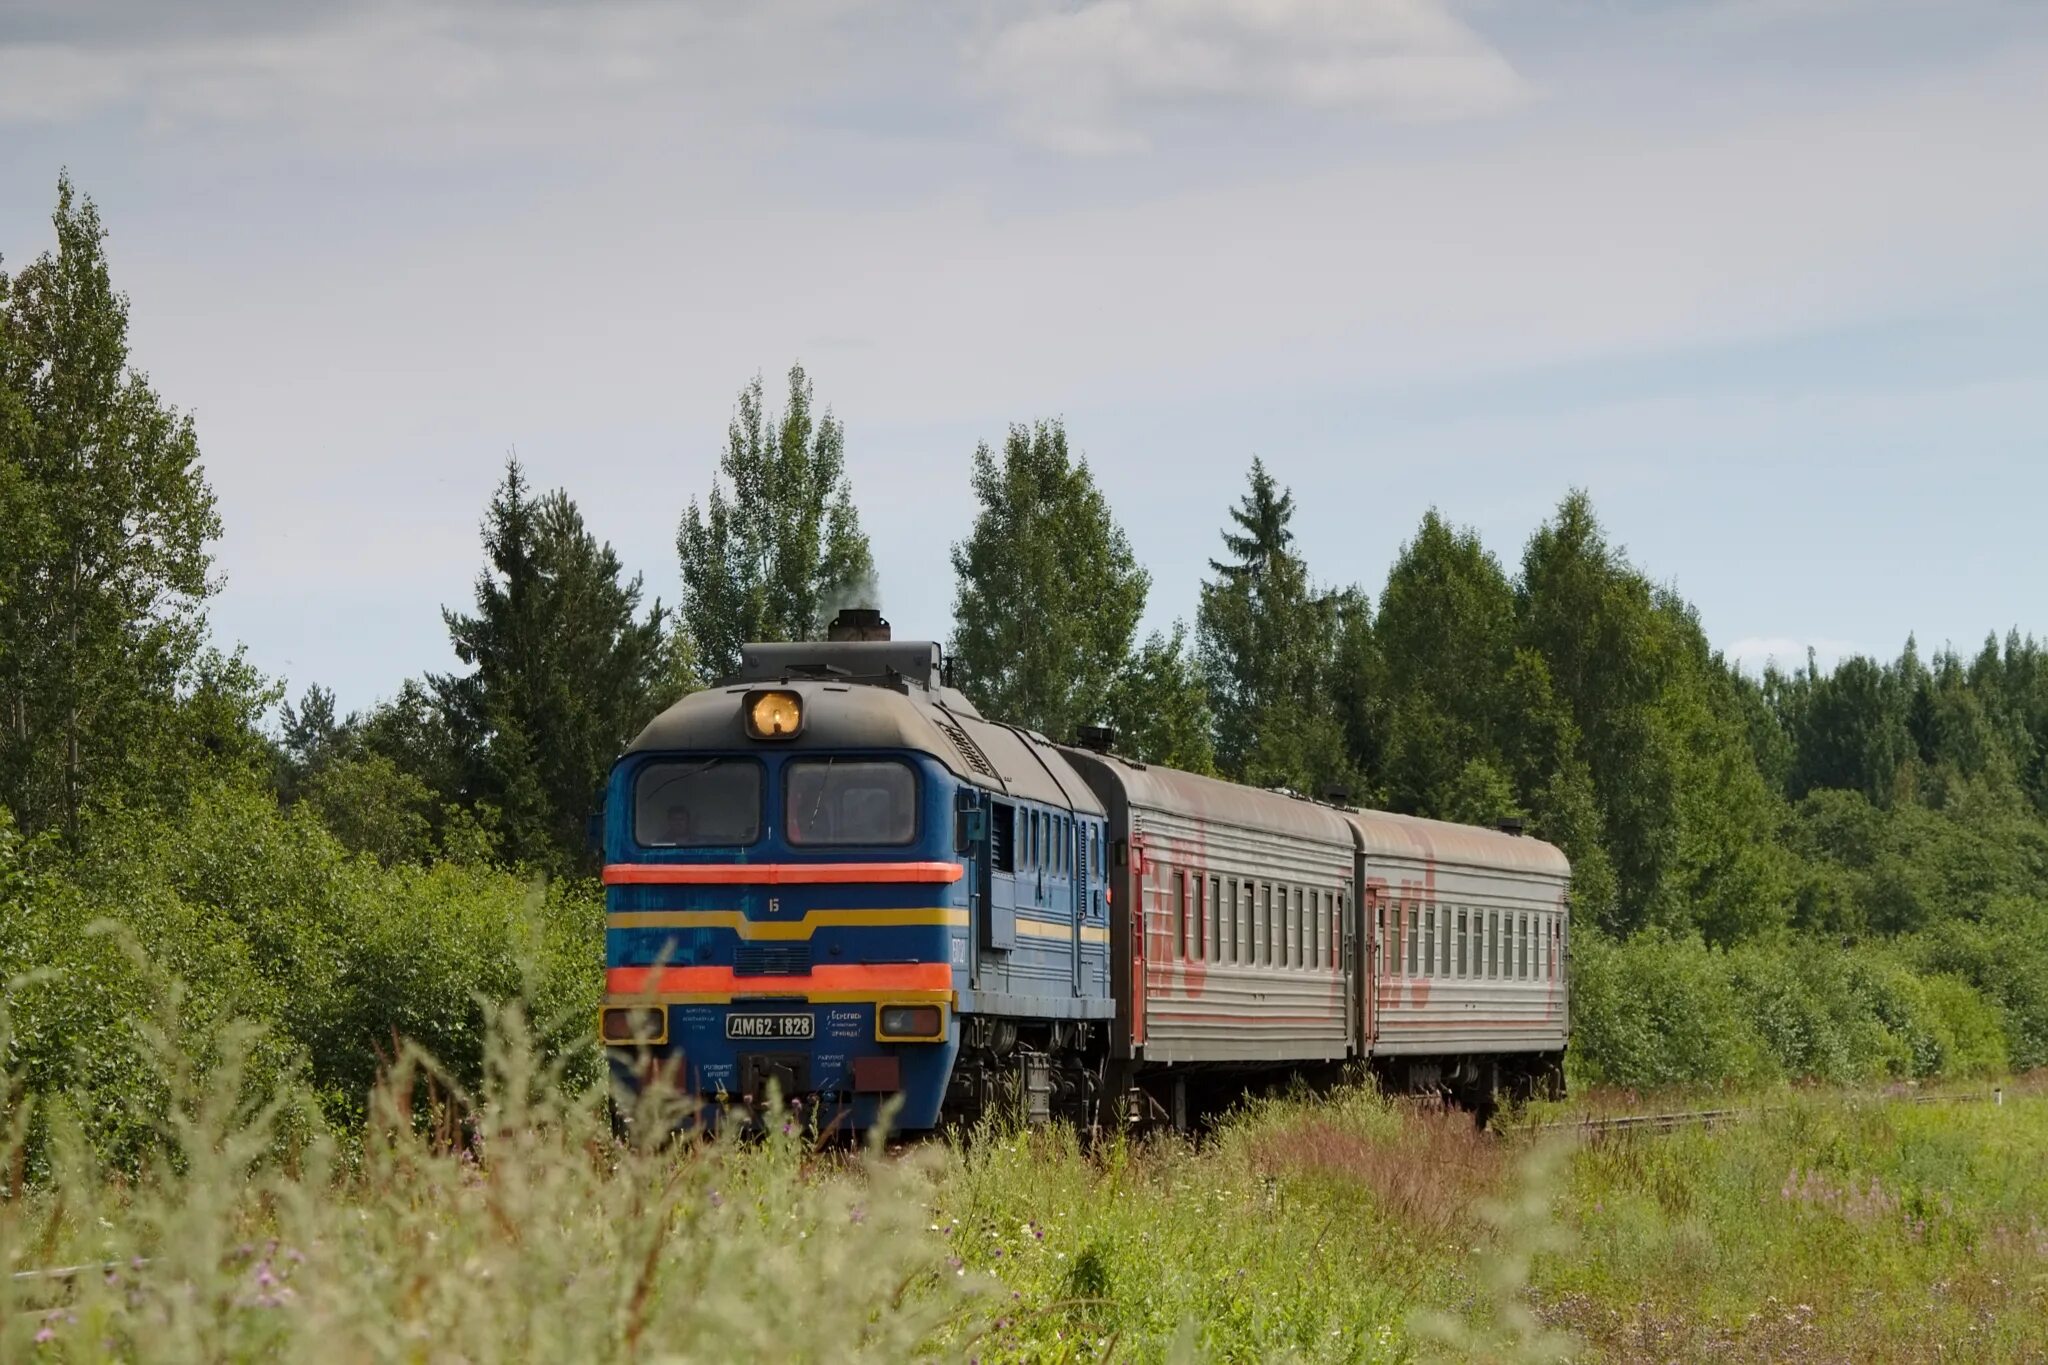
left=785, top=760, right=917, bottom=846
left=1308, top=889, right=1320, bottom=966
left=1457, top=909, right=1469, bottom=977
left=1293, top=887, right=1305, bottom=968
left=1520, top=914, right=1530, bottom=978
left=1196, top=879, right=1212, bottom=965
left=1193, top=874, right=1206, bottom=959
left=1224, top=880, right=1238, bottom=962
left=1488, top=911, right=1500, bottom=978
left=633, top=758, right=762, bottom=847
left=1175, top=871, right=1188, bottom=959
left=1407, top=904, right=1420, bottom=976
left=1425, top=906, right=1437, bottom=976
left=1243, top=881, right=1256, bottom=964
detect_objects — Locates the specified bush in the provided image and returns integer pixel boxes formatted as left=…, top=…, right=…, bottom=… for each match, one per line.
left=1569, top=930, right=2014, bottom=1090
left=1567, top=931, right=1776, bottom=1088
left=2, top=778, right=602, bottom=1169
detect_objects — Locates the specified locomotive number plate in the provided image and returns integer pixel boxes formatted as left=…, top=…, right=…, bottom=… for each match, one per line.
left=726, top=1012, right=814, bottom=1041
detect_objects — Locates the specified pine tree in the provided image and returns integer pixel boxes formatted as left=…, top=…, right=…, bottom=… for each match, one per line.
left=0, top=176, right=222, bottom=842
left=433, top=458, right=668, bottom=871
left=677, top=364, right=873, bottom=679
left=949, top=420, right=1149, bottom=741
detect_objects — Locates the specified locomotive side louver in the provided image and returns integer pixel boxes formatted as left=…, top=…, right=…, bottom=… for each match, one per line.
left=932, top=714, right=1002, bottom=781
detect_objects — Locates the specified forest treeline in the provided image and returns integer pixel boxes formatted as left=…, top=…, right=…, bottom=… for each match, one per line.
left=5, top=181, right=2045, bottom=1162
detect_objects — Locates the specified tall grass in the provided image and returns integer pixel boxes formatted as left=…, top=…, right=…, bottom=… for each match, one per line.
left=1, top=986, right=976, bottom=1362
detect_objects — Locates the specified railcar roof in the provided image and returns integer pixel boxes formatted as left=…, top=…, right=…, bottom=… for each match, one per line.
left=1059, top=749, right=1356, bottom=847
left=1341, top=807, right=1571, bottom=878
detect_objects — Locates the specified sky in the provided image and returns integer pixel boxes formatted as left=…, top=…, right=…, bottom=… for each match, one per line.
left=3, top=0, right=2045, bottom=715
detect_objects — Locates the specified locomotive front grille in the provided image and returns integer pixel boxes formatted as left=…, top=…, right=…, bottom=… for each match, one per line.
left=734, top=943, right=813, bottom=977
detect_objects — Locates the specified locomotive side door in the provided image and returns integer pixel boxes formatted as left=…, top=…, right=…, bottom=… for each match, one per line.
left=955, top=789, right=990, bottom=991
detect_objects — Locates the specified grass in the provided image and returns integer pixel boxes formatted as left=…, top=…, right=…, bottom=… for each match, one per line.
left=6, top=991, right=2048, bottom=1363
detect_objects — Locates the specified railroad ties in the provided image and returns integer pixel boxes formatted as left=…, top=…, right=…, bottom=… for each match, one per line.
left=1517, top=1086, right=2000, bottom=1140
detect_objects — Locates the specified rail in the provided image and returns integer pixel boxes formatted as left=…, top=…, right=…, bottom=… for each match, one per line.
left=1519, top=1084, right=2007, bottom=1138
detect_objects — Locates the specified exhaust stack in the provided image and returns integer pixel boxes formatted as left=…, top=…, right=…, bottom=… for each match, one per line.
left=828, top=608, right=891, bottom=642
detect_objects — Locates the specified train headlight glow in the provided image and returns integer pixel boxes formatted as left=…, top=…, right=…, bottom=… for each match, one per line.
left=744, top=689, right=803, bottom=739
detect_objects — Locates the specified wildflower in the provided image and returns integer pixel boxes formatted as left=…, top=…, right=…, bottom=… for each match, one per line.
left=849, top=1205, right=867, bottom=1225
left=34, top=1328, right=55, bottom=1345
left=709, top=1190, right=723, bottom=1208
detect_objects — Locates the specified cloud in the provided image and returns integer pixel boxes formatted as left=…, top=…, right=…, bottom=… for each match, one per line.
left=1724, top=636, right=1867, bottom=676
left=0, top=0, right=869, bottom=155
left=972, top=0, right=1528, bottom=154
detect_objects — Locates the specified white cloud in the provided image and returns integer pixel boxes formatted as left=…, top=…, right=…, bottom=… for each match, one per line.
left=972, top=0, right=1528, bottom=154
left=0, top=0, right=868, bottom=157
left=1724, top=637, right=1867, bottom=675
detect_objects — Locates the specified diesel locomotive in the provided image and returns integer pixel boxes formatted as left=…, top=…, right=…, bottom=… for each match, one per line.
left=599, top=611, right=1570, bottom=1133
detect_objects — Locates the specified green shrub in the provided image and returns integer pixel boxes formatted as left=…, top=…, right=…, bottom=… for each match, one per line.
left=1566, top=931, right=1775, bottom=1088
left=3, top=778, right=602, bottom=1167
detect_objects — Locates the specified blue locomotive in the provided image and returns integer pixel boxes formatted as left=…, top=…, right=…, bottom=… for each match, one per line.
left=602, top=610, right=1573, bottom=1134
left=600, top=610, right=1115, bottom=1133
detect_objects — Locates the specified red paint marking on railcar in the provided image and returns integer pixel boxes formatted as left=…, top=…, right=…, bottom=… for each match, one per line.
left=602, top=862, right=963, bottom=886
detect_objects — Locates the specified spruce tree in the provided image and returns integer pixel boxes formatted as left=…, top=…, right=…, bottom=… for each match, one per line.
left=1196, top=459, right=1355, bottom=794
left=434, top=458, right=668, bottom=871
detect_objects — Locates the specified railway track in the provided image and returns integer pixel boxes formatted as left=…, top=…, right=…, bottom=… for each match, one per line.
left=1521, top=1085, right=2005, bottom=1138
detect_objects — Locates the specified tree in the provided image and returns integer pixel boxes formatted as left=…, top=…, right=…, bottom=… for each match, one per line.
left=1196, top=459, right=1355, bottom=794
left=949, top=420, right=1149, bottom=742
left=433, top=458, right=669, bottom=871
left=1102, top=625, right=1215, bottom=773
left=0, top=175, right=224, bottom=843
left=1374, top=510, right=1517, bottom=817
left=1517, top=493, right=1788, bottom=939
left=677, top=364, right=874, bottom=680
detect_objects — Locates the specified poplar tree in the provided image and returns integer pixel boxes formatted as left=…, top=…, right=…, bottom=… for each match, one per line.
left=1103, top=625, right=1216, bottom=773
left=677, top=364, right=874, bottom=680
left=434, top=458, right=668, bottom=871
left=0, top=176, right=222, bottom=842
left=949, top=420, right=1149, bottom=742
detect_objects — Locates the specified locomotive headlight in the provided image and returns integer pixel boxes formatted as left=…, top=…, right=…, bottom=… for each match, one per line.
left=600, top=1006, right=668, bottom=1046
left=744, top=689, right=803, bottom=739
left=876, top=1004, right=944, bottom=1041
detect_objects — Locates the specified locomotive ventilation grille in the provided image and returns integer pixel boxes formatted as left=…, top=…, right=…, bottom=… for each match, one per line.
left=735, top=944, right=813, bottom=977
left=932, top=713, right=1002, bottom=780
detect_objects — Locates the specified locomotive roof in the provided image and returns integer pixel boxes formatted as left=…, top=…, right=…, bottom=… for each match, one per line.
left=626, top=648, right=1104, bottom=815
